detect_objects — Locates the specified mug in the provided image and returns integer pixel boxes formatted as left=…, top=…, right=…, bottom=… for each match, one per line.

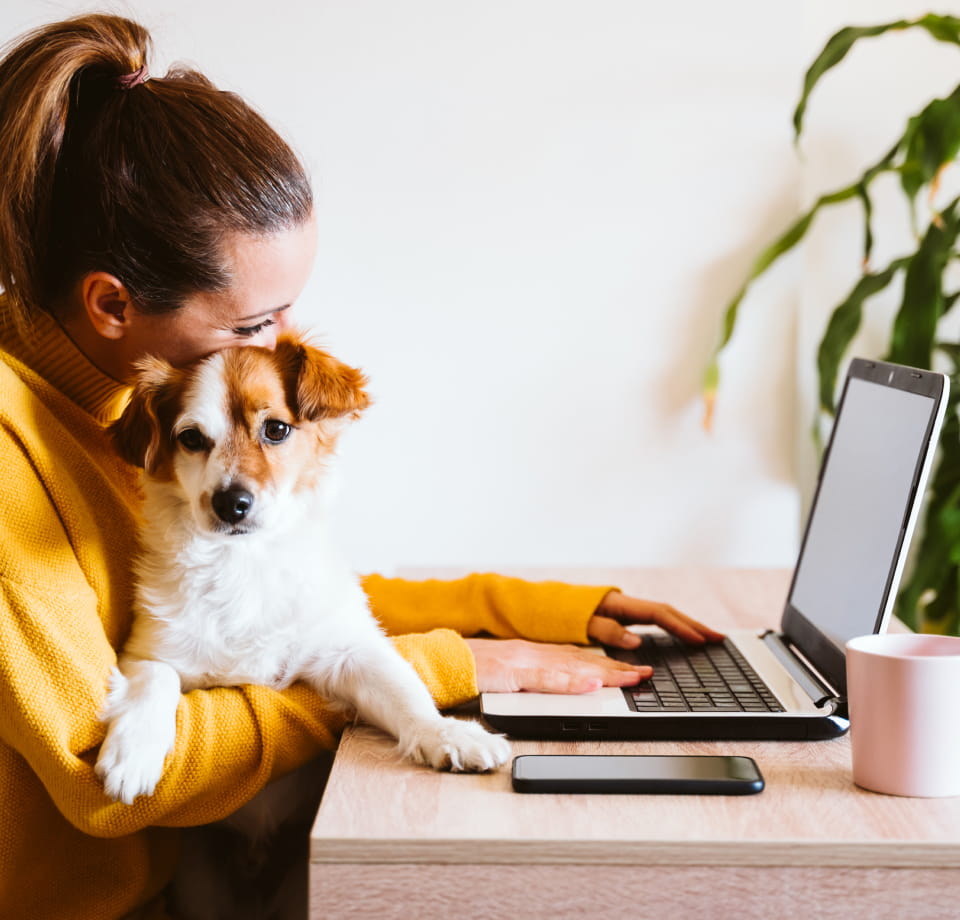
left=846, top=633, right=960, bottom=796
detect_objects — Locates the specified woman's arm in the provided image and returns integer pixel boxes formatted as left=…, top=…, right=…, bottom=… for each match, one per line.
left=366, top=575, right=724, bottom=697
left=0, top=573, right=347, bottom=838
left=362, top=572, right=613, bottom=643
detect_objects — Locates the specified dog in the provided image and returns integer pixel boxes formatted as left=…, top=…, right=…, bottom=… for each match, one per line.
left=95, top=331, right=510, bottom=809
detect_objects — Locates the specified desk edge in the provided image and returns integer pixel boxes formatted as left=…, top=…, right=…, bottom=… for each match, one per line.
left=310, top=838, right=960, bottom=869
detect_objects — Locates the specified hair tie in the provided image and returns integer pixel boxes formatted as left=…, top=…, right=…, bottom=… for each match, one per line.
left=117, top=66, right=147, bottom=90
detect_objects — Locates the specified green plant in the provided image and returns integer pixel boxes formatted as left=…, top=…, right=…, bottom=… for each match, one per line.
left=704, top=13, right=960, bottom=635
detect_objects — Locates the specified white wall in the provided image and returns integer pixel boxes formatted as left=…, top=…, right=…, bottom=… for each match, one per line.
left=4, top=1, right=956, bottom=575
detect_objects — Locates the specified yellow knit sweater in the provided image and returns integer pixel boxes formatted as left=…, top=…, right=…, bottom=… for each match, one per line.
left=0, top=309, right=611, bottom=920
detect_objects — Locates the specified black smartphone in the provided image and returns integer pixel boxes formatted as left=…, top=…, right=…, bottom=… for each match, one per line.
left=511, top=754, right=764, bottom=795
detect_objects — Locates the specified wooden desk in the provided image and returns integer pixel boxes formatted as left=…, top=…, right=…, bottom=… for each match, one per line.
left=310, top=568, right=960, bottom=919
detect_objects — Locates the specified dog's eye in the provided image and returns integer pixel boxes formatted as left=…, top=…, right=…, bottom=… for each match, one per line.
left=177, top=428, right=208, bottom=453
left=263, top=420, right=292, bottom=443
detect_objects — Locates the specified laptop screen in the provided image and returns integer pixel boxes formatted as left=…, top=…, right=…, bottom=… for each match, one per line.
left=782, top=359, right=947, bottom=695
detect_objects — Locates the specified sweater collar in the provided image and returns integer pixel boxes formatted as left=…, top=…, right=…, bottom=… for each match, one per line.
left=0, top=309, right=131, bottom=425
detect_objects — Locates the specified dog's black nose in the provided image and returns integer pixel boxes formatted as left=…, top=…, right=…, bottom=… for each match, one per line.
left=212, top=487, right=254, bottom=524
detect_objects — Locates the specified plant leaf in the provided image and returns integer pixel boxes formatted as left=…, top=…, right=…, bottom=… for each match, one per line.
left=886, top=198, right=960, bottom=368
left=898, top=84, right=960, bottom=207
left=794, top=15, right=960, bottom=139
left=902, top=485, right=960, bottom=634
left=913, top=13, right=960, bottom=46
left=701, top=182, right=865, bottom=423
left=794, top=20, right=911, bottom=138
left=703, top=134, right=905, bottom=425
left=816, top=257, right=910, bottom=414
left=944, top=290, right=960, bottom=317
left=855, top=181, right=875, bottom=265
left=936, top=339, right=960, bottom=362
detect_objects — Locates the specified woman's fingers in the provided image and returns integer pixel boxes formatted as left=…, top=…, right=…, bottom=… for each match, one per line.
left=586, top=614, right=642, bottom=649
left=595, top=591, right=726, bottom=644
left=468, top=638, right=651, bottom=694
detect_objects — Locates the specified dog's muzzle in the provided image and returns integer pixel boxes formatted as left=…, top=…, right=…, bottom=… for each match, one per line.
left=211, top=486, right=255, bottom=526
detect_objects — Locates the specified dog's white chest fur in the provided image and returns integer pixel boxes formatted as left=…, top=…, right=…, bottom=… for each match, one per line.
left=129, top=492, right=366, bottom=691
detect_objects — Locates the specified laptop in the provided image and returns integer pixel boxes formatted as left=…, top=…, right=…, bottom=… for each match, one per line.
left=481, top=357, right=949, bottom=741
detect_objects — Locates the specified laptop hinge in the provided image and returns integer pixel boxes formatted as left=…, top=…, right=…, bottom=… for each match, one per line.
left=760, top=630, right=837, bottom=707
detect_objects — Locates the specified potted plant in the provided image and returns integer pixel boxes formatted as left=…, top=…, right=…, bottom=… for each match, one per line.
left=704, top=13, right=960, bottom=635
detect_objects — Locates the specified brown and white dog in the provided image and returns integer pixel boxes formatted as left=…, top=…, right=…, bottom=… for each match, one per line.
left=95, top=331, right=509, bottom=807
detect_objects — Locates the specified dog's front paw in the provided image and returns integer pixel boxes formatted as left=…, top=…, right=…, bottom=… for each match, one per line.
left=94, top=668, right=178, bottom=805
left=96, top=713, right=176, bottom=805
left=402, top=718, right=510, bottom=772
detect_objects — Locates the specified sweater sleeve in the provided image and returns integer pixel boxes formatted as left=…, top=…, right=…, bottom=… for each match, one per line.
left=389, top=628, right=479, bottom=710
left=363, top=572, right=616, bottom=645
left=0, top=572, right=348, bottom=838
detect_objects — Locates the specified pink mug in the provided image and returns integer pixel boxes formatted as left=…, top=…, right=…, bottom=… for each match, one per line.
left=846, top=633, right=960, bottom=797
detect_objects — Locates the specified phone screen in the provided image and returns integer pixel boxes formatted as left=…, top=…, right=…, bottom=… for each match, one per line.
left=512, top=754, right=764, bottom=794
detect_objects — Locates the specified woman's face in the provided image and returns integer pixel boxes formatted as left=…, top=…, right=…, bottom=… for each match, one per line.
left=119, top=215, right=319, bottom=370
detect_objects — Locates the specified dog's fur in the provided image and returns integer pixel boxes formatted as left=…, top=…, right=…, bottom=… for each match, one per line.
left=95, top=332, right=509, bottom=810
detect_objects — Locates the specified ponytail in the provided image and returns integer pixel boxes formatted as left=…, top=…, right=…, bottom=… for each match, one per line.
left=0, top=14, right=312, bottom=334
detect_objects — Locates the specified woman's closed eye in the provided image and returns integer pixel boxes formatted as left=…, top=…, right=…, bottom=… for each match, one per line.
left=232, top=317, right=277, bottom=338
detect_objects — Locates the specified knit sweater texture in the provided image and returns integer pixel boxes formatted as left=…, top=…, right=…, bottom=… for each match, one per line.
left=0, top=309, right=610, bottom=919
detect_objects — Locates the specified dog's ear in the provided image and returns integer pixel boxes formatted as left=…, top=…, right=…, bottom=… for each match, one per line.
left=275, top=333, right=371, bottom=422
left=111, top=356, right=179, bottom=472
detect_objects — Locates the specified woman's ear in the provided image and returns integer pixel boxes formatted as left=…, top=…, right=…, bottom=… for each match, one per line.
left=80, top=272, right=135, bottom=340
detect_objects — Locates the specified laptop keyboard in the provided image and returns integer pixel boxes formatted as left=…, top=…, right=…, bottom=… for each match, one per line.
left=619, top=635, right=784, bottom=713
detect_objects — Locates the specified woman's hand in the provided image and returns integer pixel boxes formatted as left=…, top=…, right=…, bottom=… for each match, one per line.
left=587, top=590, right=726, bottom=650
left=466, top=637, right=652, bottom=694
left=466, top=590, right=724, bottom=695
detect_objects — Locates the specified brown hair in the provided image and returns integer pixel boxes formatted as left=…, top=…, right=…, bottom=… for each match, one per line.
left=0, top=14, right=313, bottom=333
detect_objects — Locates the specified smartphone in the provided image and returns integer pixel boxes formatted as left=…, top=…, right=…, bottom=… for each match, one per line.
left=511, top=754, right=764, bottom=795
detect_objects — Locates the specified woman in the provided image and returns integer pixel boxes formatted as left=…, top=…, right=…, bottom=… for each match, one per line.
left=0, top=14, right=721, bottom=919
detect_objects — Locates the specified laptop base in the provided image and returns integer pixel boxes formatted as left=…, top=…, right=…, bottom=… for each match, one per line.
left=481, top=708, right=849, bottom=742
